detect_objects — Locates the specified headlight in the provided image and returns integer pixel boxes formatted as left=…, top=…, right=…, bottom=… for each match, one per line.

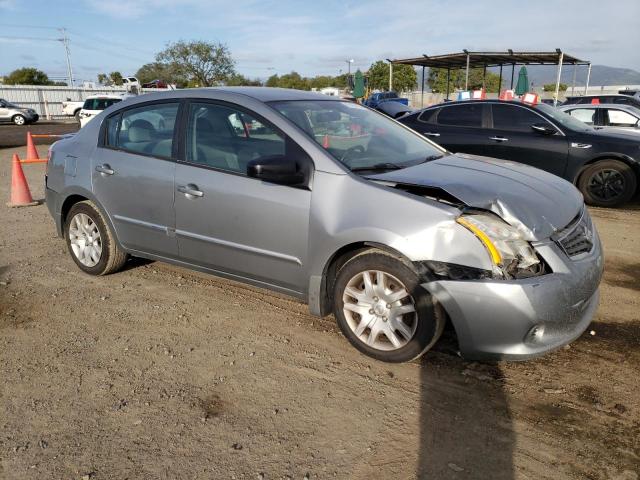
left=457, top=213, right=543, bottom=279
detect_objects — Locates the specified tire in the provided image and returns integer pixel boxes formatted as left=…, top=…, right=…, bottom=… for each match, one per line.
left=64, top=201, right=127, bottom=275
left=578, top=159, right=637, bottom=207
left=12, top=114, right=25, bottom=126
left=333, top=249, right=444, bottom=363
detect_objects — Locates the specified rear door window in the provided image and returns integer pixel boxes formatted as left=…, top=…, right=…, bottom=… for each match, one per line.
left=116, top=102, right=179, bottom=158
left=566, top=108, right=597, bottom=125
left=492, top=104, right=550, bottom=132
left=437, top=104, right=483, bottom=127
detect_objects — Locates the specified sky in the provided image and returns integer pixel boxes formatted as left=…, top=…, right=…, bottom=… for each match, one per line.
left=0, top=0, right=639, bottom=83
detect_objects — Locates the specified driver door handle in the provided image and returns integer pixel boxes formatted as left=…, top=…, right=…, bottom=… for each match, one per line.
left=177, top=183, right=204, bottom=198
left=489, top=136, right=509, bottom=142
left=95, top=164, right=115, bottom=176
left=423, top=132, right=440, bottom=137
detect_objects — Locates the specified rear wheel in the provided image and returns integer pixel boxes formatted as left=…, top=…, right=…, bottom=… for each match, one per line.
left=578, top=159, right=636, bottom=207
left=333, top=249, right=444, bottom=363
left=12, top=114, right=25, bottom=126
left=64, top=201, right=127, bottom=275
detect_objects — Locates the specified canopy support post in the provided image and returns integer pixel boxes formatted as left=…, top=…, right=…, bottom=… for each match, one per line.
left=446, top=68, right=450, bottom=100
left=498, top=64, right=503, bottom=93
left=554, top=51, right=564, bottom=106
left=421, top=65, right=425, bottom=108
left=571, top=63, right=577, bottom=96
left=465, top=52, right=470, bottom=90
left=482, top=64, right=487, bottom=89
left=388, top=62, right=393, bottom=91
left=510, top=63, right=515, bottom=89
left=585, top=63, right=592, bottom=95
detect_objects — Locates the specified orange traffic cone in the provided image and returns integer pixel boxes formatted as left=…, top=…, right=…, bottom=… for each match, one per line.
left=322, top=134, right=330, bottom=148
left=7, top=154, right=39, bottom=207
left=26, top=132, right=40, bottom=161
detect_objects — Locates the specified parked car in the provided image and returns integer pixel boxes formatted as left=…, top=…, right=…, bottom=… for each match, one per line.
left=399, top=99, right=640, bottom=207
left=563, top=94, right=640, bottom=109
left=45, top=87, right=603, bottom=363
left=374, top=100, right=413, bottom=119
left=142, top=79, right=169, bottom=89
left=559, top=104, right=640, bottom=132
left=62, top=98, right=85, bottom=122
left=363, top=91, right=409, bottom=109
left=78, top=94, right=123, bottom=128
left=0, top=98, right=39, bottom=125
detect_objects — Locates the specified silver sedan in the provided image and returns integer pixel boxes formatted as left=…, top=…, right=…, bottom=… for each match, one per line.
left=45, top=87, right=603, bottom=362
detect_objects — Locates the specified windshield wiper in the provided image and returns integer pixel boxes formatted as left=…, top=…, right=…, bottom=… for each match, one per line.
left=350, top=163, right=404, bottom=173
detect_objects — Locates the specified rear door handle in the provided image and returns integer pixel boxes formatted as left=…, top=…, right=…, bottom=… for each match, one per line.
left=489, top=136, right=509, bottom=142
left=423, top=132, right=440, bottom=137
left=95, top=164, right=115, bottom=176
left=177, top=183, right=204, bottom=199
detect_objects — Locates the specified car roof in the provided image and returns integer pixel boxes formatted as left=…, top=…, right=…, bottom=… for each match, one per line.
left=559, top=103, right=640, bottom=113
left=565, top=94, right=633, bottom=99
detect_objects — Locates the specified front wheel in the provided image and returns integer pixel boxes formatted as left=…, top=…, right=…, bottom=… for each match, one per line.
left=12, top=114, right=25, bottom=126
left=64, top=201, right=127, bottom=275
left=578, top=159, right=637, bottom=207
left=333, top=249, right=444, bottom=363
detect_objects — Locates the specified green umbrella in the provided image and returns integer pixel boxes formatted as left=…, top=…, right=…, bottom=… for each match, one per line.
left=352, top=70, right=365, bottom=98
left=515, top=66, right=530, bottom=95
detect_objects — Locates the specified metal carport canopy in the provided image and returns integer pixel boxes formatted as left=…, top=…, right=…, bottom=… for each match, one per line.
left=389, top=50, right=591, bottom=107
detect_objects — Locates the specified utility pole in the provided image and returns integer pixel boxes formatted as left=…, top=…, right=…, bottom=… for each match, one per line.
left=58, top=28, right=74, bottom=87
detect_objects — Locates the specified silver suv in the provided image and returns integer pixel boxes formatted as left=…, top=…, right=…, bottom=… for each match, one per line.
left=45, top=88, right=603, bottom=363
left=0, top=98, right=39, bottom=125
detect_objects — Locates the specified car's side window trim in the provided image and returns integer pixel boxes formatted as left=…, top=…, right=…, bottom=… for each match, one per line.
left=98, top=99, right=183, bottom=162
left=175, top=98, right=315, bottom=189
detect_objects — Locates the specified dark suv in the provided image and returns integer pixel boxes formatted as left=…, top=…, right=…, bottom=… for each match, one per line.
left=563, top=94, right=640, bottom=109
left=399, top=100, right=640, bottom=207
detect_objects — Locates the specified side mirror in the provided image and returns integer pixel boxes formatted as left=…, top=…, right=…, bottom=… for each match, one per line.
left=247, top=155, right=305, bottom=186
left=531, top=123, right=556, bottom=135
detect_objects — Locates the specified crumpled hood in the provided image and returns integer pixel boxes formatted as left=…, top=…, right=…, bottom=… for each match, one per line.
left=368, top=153, right=583, bottom=240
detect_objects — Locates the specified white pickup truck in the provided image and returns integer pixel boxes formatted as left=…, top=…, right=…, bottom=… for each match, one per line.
left=61, top=99, right=85, bottom=121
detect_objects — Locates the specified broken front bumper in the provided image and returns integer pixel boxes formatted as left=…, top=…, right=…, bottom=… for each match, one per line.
left=422, top=234, right=604, bottom=361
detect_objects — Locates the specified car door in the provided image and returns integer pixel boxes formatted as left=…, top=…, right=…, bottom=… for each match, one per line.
left=488, top=103, right=569, bottom=177
left=0, top=100, right=10, bottom=121
left=174, top=100, right=312, bottom=294
left=412, top=103, right=489, bottom=156
left=92, top=101, right=180, bottom=257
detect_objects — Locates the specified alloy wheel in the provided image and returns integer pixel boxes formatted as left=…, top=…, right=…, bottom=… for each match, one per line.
left=588, top=168, right=625, bottom=202
left=68, top=213, right=102, bottom=267
left=342, top=270, right=417, bottom=351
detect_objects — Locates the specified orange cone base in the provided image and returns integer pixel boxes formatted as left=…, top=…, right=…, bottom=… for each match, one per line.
left=6, top=200, right=40, bottom=208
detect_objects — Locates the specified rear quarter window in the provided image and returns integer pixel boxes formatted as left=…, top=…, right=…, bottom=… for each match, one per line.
left=437, top=104, right=483, bottom=127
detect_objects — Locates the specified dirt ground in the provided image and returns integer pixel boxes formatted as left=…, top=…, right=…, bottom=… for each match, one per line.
left=0, top=145, right=638, bottom=480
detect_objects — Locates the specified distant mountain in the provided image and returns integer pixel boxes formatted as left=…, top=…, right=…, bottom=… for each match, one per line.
left=523, top=64, right=640, bottom=87
left=416, top=64, right=640, bottom=90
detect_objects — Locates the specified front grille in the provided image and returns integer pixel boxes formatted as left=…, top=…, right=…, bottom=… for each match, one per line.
left=555, top=209, right=594, bottom=258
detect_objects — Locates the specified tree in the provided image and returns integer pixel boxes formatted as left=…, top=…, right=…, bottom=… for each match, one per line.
left=226, top=73, right=262, bottom=86
left=367, top=61, right=416, bottom=92
left=156, top=40, right=235, bottom=87
left=427, top=67, right=501, bottom=93
left=543, top=83, right=568, bottom=92
left=109, top=71, right=123, bottom=86
left=4, top=67, right=51, bottom=85
left=97, top=71, right=124, bottom=86
left=136, top=62, right=187, bottom=88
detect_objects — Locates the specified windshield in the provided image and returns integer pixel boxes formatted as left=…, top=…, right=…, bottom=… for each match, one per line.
left=535, top=103, right=594, bottom=132
left=270, top=100, right=444, bottom=171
